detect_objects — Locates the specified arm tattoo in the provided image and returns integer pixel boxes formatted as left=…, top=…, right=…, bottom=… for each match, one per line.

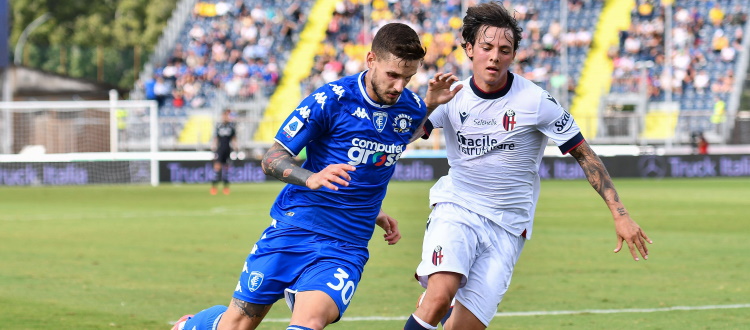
left=231, top=298, right=271, bottom=319
left=616, top=207, right=628, bottom=216
left=261, top=143, right=313, bottom=187
left=569, top=142, right=621, bottom=203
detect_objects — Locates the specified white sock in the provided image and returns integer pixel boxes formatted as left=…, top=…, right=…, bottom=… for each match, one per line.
left=412, top=314, right=438, bottom=330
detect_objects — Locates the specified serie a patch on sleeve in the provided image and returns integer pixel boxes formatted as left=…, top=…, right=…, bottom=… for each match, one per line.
left=283, top=117, right=304, bottom=140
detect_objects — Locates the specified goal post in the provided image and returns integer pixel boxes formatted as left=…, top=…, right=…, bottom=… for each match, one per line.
left=0, top=98, right=160, bottom=186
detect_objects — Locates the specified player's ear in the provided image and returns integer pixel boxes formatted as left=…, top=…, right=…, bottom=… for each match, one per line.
left=464, top=42, right=474, bottom=59
left=366, top=51, right=376, bottom=70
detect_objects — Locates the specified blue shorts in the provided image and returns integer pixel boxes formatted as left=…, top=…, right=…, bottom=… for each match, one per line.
left=232, top=220, right=370, bottom=321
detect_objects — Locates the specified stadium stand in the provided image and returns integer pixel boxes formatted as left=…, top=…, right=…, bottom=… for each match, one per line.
left=608, top=0, right=749, bottom=140
left=134, top=0, right=749, bottom=148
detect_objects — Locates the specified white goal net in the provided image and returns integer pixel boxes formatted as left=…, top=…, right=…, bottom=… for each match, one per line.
left=0, top=99, right=159, bottom=186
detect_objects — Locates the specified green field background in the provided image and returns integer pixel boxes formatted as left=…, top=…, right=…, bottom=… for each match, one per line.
left=1, top=178, right=749, bottom=329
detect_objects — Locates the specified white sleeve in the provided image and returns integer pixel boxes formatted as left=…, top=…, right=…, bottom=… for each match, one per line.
left=536, top=91, right=584, bottom=154
left=428, top=103, right=449, bottom=129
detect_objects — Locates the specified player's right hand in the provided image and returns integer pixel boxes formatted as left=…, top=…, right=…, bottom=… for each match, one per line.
left=424, top=72, right=462, bottom=110
left=306, top=164, right=356, bottom=191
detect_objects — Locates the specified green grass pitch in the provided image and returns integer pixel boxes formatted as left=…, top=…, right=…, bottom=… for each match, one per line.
left=1, top=178, right=749, bottom=329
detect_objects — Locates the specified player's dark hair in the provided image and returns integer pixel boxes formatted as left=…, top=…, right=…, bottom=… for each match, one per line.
left=461, top=2, right=523, bottom=56
left=371, top=23, right=426, bottom=62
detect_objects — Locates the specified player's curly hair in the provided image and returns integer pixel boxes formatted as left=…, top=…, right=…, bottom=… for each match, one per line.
left=461, top=1, right=523, bottom=57
left=371, top=23, right=426, bottom=62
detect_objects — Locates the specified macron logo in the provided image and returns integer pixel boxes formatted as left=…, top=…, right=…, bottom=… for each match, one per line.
left=352, top=107, right=369, bottom=120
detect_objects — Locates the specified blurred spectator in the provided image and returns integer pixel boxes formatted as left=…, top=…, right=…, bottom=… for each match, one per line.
left=697, top=133, right=709, bottom=155
left=153, top=76, right=171, bottom=108
left=693, top=69, right=709, bottom=94
left=711, top=96, right=727, bottom=126
left=708, top=2, right=725, bottom=27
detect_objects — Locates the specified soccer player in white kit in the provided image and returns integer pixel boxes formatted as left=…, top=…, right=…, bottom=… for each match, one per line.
left=403, top=3, right=652, bottom=330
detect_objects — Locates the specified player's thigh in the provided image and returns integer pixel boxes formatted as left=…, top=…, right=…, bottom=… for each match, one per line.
left=416, top=202, right=483, bottom=288
left=456, top=224, right=525, bottom=327
left=287, top=242, right=368, bottom=322
left=288, top=290, right=340, bottom=329
left=218, top=298, right=273, bottom=330
left=444, top=300, right=486, bottom=330
left=234, top=220, right=321, bottom=305
left=424, top=272, right=462, bottom=303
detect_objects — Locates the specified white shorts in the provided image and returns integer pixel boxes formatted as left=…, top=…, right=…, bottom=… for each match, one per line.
left=415, top=202, right=525, bottom=326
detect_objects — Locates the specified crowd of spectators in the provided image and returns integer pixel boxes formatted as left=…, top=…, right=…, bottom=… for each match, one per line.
left=143, top=0, right=603, bottom=116
left=143, top=0, right=311, bottom=114
left=610, top=0, right=747, bottom=110
left=302, top=0, right=600, bottom=102
left=142, top=0, right=748, bottom=128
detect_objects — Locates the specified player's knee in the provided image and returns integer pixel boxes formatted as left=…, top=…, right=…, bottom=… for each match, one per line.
left=420, top=293, right=453, bottom=320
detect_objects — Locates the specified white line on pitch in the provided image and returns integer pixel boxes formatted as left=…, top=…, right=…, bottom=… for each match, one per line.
left=259, top=303, right=750, bottom=323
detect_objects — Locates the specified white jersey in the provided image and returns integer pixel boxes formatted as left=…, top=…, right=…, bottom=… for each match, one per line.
left=424, top=73, right=583, bottom=239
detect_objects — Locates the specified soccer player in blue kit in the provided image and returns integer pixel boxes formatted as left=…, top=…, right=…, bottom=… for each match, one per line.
left=171, top=22, right=462, bottom=330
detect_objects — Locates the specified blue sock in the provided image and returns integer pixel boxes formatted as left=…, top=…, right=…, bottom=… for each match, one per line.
left=404, top=314, right=437, bottom=330
left=287, top=326, right=315, bottom=330
left=182, top=305, right=227, bottom=330
left=440, top=306, right=453, bottom=326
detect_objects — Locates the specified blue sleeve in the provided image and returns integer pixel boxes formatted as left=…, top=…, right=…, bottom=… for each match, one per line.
left=274, top=87, right=334, bottom=156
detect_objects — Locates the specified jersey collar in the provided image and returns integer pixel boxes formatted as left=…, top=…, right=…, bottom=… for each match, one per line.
left=470, top=72, right=514, bottom=100
left=358, top=70, right=398, bottom=108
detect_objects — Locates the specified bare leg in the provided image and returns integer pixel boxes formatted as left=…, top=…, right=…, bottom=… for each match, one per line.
left=444, top=299, right=486, bottom=330
left=414, top=272, right=462, bottom=326
left=217, top=297, right=273, bottom=330
left=288, top=290, right=340, bottom=330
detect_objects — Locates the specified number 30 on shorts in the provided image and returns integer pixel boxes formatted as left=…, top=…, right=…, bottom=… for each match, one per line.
left=326, top=268, right=356, bottom=305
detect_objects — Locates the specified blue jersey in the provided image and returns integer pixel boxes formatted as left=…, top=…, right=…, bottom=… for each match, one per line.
left=271, top=71, right=427, bottom=246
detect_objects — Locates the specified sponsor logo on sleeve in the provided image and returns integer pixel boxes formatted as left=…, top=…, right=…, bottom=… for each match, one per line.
left=330, top=84, right=345, bottom=100
left=544, top=91, right=558, bottom=105
left=554, top=111, right=575, bottom=134
left=412, top=92, right=422, bottom=108
left=296, top=106, right=311, bottom=121
left=282, top=117, right=304, bottom=139
left=313, top=92, right=327, bottom=110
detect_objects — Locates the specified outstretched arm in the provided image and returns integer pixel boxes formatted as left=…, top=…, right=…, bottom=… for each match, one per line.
left=569, top=141, right=652, bottom=260
left=261, top=142, right=355, bottom=190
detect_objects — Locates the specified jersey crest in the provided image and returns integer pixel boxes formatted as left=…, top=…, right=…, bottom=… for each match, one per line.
left=502, top=109, right=517, bottom=131
left=373, top=111, right=388, bottom=132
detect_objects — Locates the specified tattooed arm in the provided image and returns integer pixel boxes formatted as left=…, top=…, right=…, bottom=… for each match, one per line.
left=261, top=143, right=313, bottom=186
left=569, top=140, right=652, bottom=261
left=261, top=142, right=356, bottom=190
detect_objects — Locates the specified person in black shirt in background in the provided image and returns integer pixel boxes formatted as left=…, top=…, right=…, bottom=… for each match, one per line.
left=211, top=109, right=237, bottom=195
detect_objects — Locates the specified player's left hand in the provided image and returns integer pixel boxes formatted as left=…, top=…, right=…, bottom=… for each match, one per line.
left=613, top=215, right=652, bottom=261
left=376, top=210, right=401, bottom=245
left=424, top=72, right=463, bottom=110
